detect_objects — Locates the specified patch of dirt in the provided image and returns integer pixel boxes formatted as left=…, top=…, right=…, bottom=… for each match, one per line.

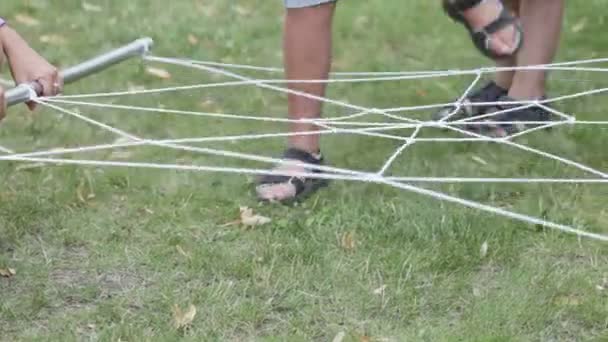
left=49, top=246, right=149, bottom=310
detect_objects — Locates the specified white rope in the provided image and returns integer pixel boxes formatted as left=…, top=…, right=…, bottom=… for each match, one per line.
left=1, top=54, right=606, bottom=242
left=2, top=153, right=605, bottom=242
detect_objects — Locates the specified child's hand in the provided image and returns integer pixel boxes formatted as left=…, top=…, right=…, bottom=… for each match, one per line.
left=7, top=45, right=62, bottom=110
left=1, top=26, right=63, bottom=110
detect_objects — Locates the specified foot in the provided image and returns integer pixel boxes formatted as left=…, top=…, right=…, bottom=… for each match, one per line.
left=433, top=80, right=508, bottom=122
left=443, top=0, right=523, bottom=59
left=475, top=95, right=554, bottom=138
left=256, top=148, right=329, bottom=203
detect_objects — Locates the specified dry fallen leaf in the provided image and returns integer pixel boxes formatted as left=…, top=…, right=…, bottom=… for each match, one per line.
left=15, top=14, right=40, bottom=26
left=0, top=268, right=16, bottom=278
left=572, top=18, right=587, bottom=33
left=596, top=277, right=607, bottom=291
left=146, top=67, right=172, bottom=80
left=127, top=83, right=146, bottom=92
left=554, top=294, right=581, bottom=306
left=239, top=207, right=271, bottom=227
left=187, top=34, right=199, bottom=46
left=416, top=89, right=428, bottom=97
left=360, top=335, right=371, bottom=342
left=76, top=173, right=95, bottom=204
left=332, top=331, right=346, bottom=342
left=109, top=151, right=133, bottom=160
left=340, top=231, right=356, bottom=251
left=471, top=155, right=488, bottom=166
left=40, top=34, right=67, bottom=45
left=373, top=284, right=386, bottom=295
left=82, top=2, right=103, bottom=12
left=176, top=245, right=191, bottom=259
left=480, top=241, right=488, bottom=258
left=234, top=5, right=251, bottom=16
left=173, top=304, right=197, bottom=329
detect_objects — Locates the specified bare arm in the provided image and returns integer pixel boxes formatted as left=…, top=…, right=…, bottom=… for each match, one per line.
left=0, top=17, right=62, bottom=114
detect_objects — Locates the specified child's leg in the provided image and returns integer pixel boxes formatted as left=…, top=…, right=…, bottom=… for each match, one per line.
left=283, top=1, right=336, bottom=154
left=508, top=0, right=564, bottom=99
left=493, top=0, right=520, bottom=90
left=480, top=0, right=564, bottom=137
left=256, top=0, right=336, bottom=202
left=433, top=0, right=521, bottom=122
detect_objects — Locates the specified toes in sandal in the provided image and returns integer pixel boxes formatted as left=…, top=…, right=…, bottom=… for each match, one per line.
left=443, top=0, right=524, bottom=59
left=477, top=95, right=554, bottom=138
left=256, top=148, right=329, bottom=204
left=432, top=80, right=508, bottom=123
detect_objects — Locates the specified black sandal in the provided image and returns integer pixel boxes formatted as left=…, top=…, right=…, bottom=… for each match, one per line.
left=432, top=80, right=508, bottom=122
left=443, top=0, right=523, bottom=59
left=475, top=95, right=555, bottom=137
left=256, top=148, right=329, bottom=203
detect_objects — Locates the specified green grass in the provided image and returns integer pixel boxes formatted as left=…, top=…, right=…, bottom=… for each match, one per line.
left=1, top=0, right=608, bottom=341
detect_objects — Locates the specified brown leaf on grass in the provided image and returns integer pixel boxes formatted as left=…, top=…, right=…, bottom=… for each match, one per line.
left=554, top=294, right=581, bottom=306
left=109, top=151, right=133, bottom=160
left=0, top=268, right=16, bottom=278
left=40, top=34, right=67, bottom=45
left=15, top=14, right=40, bottom=26
left=373, top=284, right=386, bottom=295
left=82, top=2, right=103, bottom=12
left=127, top=83, right=146, bottom=92
left=234, top=5, right=251, bottom=17
left=332, top=331, right=346, bottom=342
left=240, top=207, right=271, bottom=227
left=340, top=232, right=356, bottom=251
left=146, top=67, right=172, bottom=80
left=76, top=172, right=96, bottom=203
left=471, top=155, right=488, bottom=166
left=572, top=18, right=587, bottom=33
left=480, top=241, right=488, bottom=258
left=360, top=335, right=371, bottom=342
left=416, top=89, right=428, bottom=97
left=172, top=304, right=196, bottom=329
left=221, top=207, right=271, bottom=228
left=176, top=245, right=191, bottom=260
left=187, top=34, right=199, bottom=46
left=596, top=277, right=607, bottom=291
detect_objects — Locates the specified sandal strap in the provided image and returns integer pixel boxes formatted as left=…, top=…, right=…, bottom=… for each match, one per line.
left=282, top=147, right=323, bottom=165
left=471, top=7, right=523, bottom=58
left=258, top=148, right=323, bottom=186
left=484, top=95, right=552, bottom=133
left=478, top=8, right=517, bottom=35
left=444, top=0, right=485, bottom=13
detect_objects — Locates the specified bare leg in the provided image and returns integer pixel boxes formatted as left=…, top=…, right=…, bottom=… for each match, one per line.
left=508, top=0, right=564, bottom=99
left=256, top=2, right=336, bottom=202
left=493, top=0, right=521, bottom=89
left=284, top=3, right=336, bottom=154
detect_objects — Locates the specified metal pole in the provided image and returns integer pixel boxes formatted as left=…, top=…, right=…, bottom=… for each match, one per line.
left=4, top=37, right=154, bottom=107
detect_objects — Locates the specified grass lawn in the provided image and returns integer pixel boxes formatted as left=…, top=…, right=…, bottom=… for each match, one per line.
left=1, top=0, right=607, bottom=340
